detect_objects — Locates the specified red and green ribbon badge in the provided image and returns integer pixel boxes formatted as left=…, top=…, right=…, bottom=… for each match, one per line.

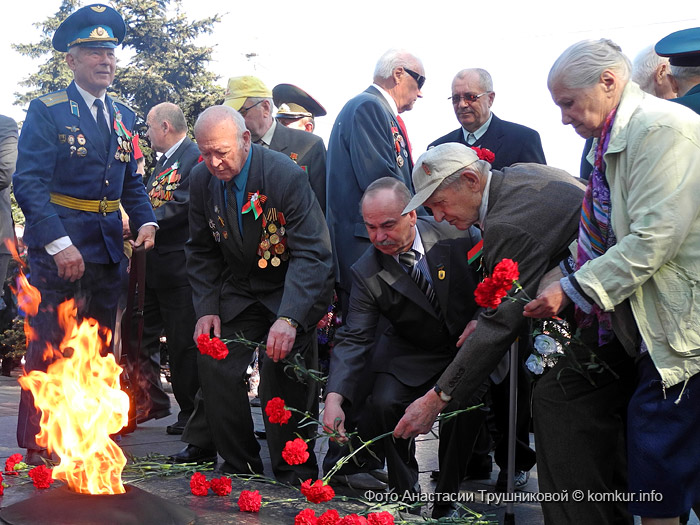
left=468, top=239, right=483, bottom=265
left=113, top=114, right=133, bottom=141
left=242, top=191, right=267, bottom=219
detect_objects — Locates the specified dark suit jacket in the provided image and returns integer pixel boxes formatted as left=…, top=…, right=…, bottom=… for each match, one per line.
left=437, top=165, right=585, bottom=402
left=145, top=136, right=201, bottom=288
left=429, top=113, right=546, bottom=170
left=0, top=115, right=18, bottom=256
left=186, top=145, right=334, bottom=330
left=13, top=81, right=155, bottom=264
left=269, top=122, right=327, bottom=213
left=326, top=85, right=414, bottom=292
left=672, top=83, right=700, bottom=115
left=326, top=218, right=481, bottom=405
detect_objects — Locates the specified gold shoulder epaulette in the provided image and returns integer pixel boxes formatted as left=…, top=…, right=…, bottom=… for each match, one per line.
left=39, top=90, right=68, bottom=107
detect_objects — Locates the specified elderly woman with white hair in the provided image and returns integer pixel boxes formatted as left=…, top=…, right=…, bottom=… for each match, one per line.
left=525, top=38, right=700, bottom=524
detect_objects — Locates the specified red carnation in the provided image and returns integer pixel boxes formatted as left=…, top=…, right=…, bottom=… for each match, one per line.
left=474, top=278, right=506, bottom=309
left=367, top=511, right=395, bottom=525
left=210, top=476, right=232, bottom=496
left=5, top=453, right=24, bottom=475
left=238, top=489, right=262, bottom=512
left=265, top=397, right=292, bottom=424
left=189, top=472, right=210, bottom=496
left=28, top=465, right=54, bottom=489
left=295, top=508, right=318, bottom=525
left=470, top=146, right=495, bottom=164
left=491, top=259, right=519, bottom=289
left=282, top=438, right=310, bottom=465
left=319, top=509, right=341, bottom=525
left=0, top=472, right=4, bottom=496
left=338, top=515, right=369, bottom=525
left=300, top=478, right=335, bottom=504
left=196, top=334, right=229, bottom=360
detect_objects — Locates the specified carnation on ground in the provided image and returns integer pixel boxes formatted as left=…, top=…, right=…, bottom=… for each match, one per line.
left=238, top=489, right=262, bottom=512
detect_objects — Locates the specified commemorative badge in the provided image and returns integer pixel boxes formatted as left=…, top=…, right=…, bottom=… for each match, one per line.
left=149, top=160, right=181, bottom=208
left=111, top=101, right=133, bottom=163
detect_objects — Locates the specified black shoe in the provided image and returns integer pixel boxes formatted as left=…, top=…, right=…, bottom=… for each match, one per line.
left=169, top=445, right=217, bottom=464
left=166, top=424, right=184, bottom=435
left=25, top=448, right=57, bottom=466
left=136, top=407, right=171, bottom=424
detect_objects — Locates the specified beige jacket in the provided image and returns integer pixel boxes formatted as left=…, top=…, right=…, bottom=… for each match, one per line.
left=577, top=82, right=700, bottom=389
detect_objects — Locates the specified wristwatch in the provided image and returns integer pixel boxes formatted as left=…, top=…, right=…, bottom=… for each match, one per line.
left=433, top=384, right=452, bottom=402
left=278, top=316, right=299, bottom=329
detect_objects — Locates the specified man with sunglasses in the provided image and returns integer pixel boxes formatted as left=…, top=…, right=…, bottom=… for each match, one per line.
left=221, top=76, right=327, bottom=213
left=429, top=68, right=545, bottom=170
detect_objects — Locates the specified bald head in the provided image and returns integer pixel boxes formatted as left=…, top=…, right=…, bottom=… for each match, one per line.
left=194, top=105, right=251, bottom=181
left=146, top=102, right=188, bottom=153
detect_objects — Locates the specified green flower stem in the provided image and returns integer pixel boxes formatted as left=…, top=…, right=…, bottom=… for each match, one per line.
left=436, top=403, right=485, bottom=423
left=322, top=430, right=394, bottom=484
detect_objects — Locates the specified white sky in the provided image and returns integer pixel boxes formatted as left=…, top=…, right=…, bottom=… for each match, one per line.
left=0, top=0, right=698, bottom=177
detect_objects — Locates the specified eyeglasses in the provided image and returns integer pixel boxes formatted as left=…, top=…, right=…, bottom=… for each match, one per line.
left=403, top=67, right=425, bottom=90
left=239, top=99, right=264, bottom=116
left=450, top=92, right=491, bottom=105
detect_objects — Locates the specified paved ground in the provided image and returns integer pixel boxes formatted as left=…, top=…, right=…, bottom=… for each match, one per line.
left=0, top=368, right=697, bottom=524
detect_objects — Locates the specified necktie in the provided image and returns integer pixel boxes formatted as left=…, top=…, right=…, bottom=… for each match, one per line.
left=226, top=181, right=242, bottom=235
left=395, top=114, right=413, bottom=164
left=155, top=154, right=167, bottom=172
left=466, top=133, right=476, bottom=146
left=399, top=250, right=441, bottom=316
left=93, top=99, right=111, bottom=152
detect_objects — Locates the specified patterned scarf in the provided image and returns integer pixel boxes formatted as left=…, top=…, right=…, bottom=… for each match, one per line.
left=575, top=107, right=617, bottom=345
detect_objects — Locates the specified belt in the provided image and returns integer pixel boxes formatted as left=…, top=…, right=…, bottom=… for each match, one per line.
left=50, top=192, right=120, bottom=216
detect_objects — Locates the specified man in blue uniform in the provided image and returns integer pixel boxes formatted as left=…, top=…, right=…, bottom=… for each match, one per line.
left=656, top=27, right=700, bottom=114
left=12, top=3, right=157, bottom=465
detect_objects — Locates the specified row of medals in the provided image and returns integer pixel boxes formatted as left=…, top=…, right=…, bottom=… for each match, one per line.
left=394, top=130, right=407, bottom=168
left=60, top=133, right=88, bottom=157
left=258, top=208, right=288, bottom=269
left=115, top=135, right=132, bottom=162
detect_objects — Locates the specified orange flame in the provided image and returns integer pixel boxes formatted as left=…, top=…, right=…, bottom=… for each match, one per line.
left=18, top=299, right=129, bottom=495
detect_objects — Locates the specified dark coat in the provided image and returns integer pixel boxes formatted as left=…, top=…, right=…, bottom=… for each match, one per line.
left=326, top=218, right=481, bottom=405
left=428, top=113, right=546, bottom=170
left=0, top=115, right=18, bottom=257
left=326, top=85, right=413, bottom=292
left=672, top=83, right=700, bottom=115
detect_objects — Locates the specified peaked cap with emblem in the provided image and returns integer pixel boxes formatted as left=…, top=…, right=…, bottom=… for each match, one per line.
left=53, top=4, right=126, bottom=52
left=656, top=27, right=700, bottom=67
left=273, top=83, right=327, bottom=118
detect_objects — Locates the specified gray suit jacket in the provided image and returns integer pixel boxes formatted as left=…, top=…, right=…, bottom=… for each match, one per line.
left=437, top=164, right=585, bottom=402
left=269, top=122, right=327, bottom=213
left=0, top=115, right=18, bottom=256
left=186, top=144, right=334, bottom=330
left=326, top=218, right=481, bottom=405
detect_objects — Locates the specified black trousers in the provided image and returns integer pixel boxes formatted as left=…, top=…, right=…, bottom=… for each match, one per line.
left=182, top=302, right=319, bottom=484
left=137, top=282, right=199, bottom=426
left=369, top=371, right=489, bottom=498
left=532, top=340, right=636, bottom=525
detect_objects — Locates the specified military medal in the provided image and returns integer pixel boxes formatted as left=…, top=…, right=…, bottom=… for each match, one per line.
left=67, top=135, right=75, bottom=145
left=256, top=205, right=288, bottom=269
left=77, top=134, right=86, bottom=146
left=437, top=265, right=446, bottom=280
left=112, top=101, right=133, bottom=163
left=58, top=134, right=67, bottom=143
left=270, top=256, right=281, bottom=267
left=397, top=155, right=404, bottom=168
left=148, top=160, right=181, bottom=208
left=290, top=152, right=298, bottom=164
left=77, top=147, right=87, bottom=157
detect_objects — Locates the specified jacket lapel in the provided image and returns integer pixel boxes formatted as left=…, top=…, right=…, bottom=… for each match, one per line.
left=420, top=221, right=450, bottom=318
left=240, top=148, right=265, bottom=264
left=378, top=250, right=439, bottom=319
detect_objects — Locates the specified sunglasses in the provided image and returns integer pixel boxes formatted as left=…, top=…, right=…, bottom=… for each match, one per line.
left=404, top=67, right=425, bottom=90
left=239, top=99, right=264, bottom=116
left=450, top=92, right=491, bottom=105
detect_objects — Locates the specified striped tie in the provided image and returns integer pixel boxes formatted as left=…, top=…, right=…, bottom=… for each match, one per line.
left=399, top=250, right=441, bottom=316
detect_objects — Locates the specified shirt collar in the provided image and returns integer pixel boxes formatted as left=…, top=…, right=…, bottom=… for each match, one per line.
left=373, top=83, right=399, bottom=116
left=74, top=82, right=106, bottom=111
left=234, top=148, right=253, bottom=192
left=477, top=171, right=493, bottom=229
left=258, top=119, right=276, bottom=147
left=163, top=136, right=186, bottom=160
left=393, top=225, right=425, bottom=263
left=462, top=113, right=493, bottom=143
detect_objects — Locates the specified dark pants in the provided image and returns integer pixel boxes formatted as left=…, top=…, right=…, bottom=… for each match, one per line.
left=533, top=340, right=636, bottom=525
left=138, top=283, right=199, bottom=426
left=183, top=303, right=319, bottom=484
left=17, top=248, right=121, bottom=449
left=370, top=372, right=489, bottom=498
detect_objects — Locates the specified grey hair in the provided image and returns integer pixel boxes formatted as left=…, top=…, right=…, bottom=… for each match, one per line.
left=453, top=68, right=493, bottom=92
left=195, top=105, right=246, bottom=146
left=437, top=160, right=490, bottom=192
left=631, top=45, right=670, bottom=94
left=360, top=176, right=412, bottom=211
left=670, top=64, right=700, bottom=82
left=150, top=102, right=187, bottom=133
left=373, top=49, right=423, bottom=81
left=548, top=39, right=631, bottom=90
